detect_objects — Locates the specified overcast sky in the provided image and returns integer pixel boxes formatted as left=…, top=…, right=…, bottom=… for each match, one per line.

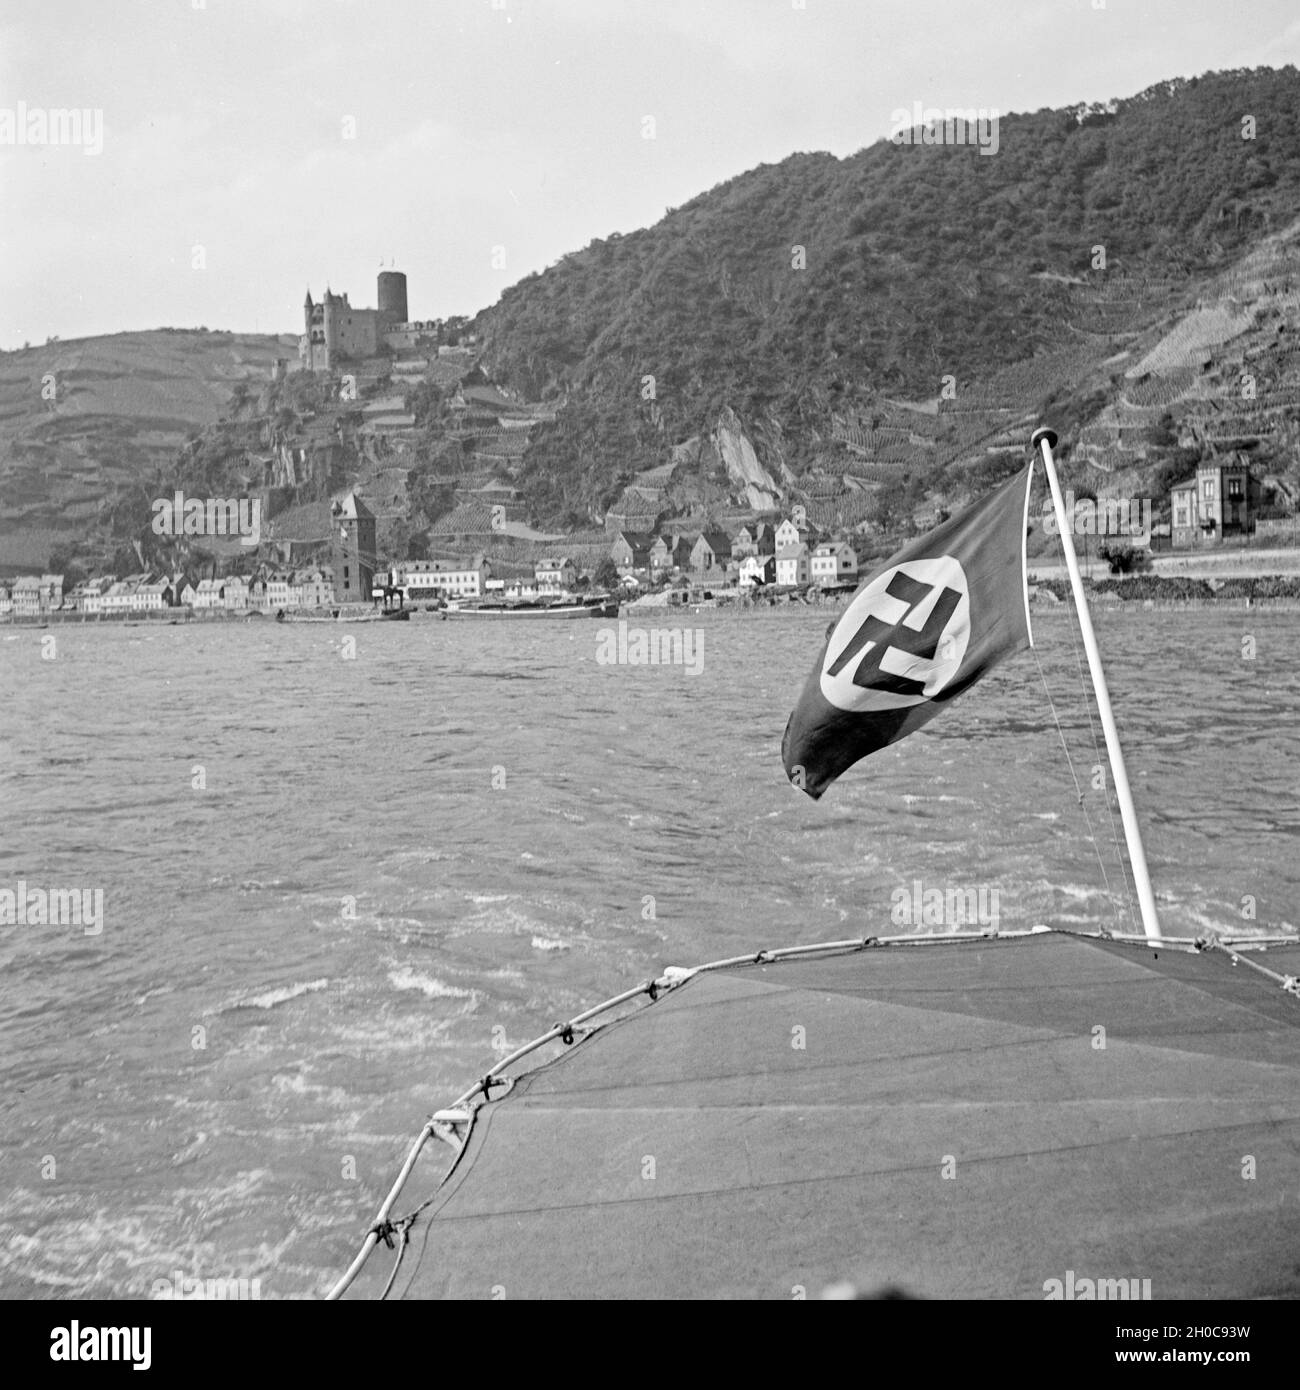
left=2, top=0, right=1297, bottom=350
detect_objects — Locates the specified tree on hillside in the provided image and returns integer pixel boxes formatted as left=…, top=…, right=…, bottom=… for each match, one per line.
left=593, top=557, right=620, bottom=590
left=46, top=547, right=84, bottom=590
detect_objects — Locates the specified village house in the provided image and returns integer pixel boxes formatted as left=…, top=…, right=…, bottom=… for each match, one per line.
left=82, top=578, right=114, bottom=614
left=730, top=523, right=777, bottom=561
left=11, top=576, right=41, bottom=618
left=101, top=577, right=139, bottom=614
left=397, top=559, right=487, bottom=600
left=776, top=544, right=812, bottom=587
left=0, top=586, right=11, bottom=618
left=810, top=541, right=859, bottom=585
left=178, top=581, right=198, bottom=607
left=265, top=573, right=294, bottom=609
left=222, top=576, right=250, bottom=611
left=775, top=517, right=820, bottom=552
left=738, top=555, right=777, bottom=587
left=64, top=580, right=91, bottom=611
left=292, top=568, right=333, bottom=608
left=650, top=534, right=693, bottom=574
left=690, top=530, right=733, bottom=574
left=534, top=557, right=576, bottom=591
left=138, top=579, right=174, bottom=609
left=193, top=578, right=225, bottom=610
left=609, top=531, right=655, bottom=576
left=1170, top=458, right=1261, bottom=549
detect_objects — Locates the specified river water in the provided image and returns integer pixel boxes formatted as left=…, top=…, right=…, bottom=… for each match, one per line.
left=1, top=604, right=1296, bottom=1297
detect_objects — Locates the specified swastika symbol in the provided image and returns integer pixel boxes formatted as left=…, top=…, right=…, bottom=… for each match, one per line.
left=826, top=570, right=961, bottom=697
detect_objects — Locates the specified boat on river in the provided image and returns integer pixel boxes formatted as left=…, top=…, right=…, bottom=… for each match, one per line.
left=275, top=606, right=393, bottom=623
left=443, top=595, right=619, bottom=620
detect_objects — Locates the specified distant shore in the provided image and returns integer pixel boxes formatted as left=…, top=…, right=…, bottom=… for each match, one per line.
left=8, top=568, right=1300, bottom=626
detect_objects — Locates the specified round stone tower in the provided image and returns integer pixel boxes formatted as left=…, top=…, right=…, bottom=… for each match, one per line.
left=377, top=271, right=408, bottom=327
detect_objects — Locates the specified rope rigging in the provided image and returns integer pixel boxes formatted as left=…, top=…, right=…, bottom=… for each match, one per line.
left=323, top=924, right=1295, bottom=1301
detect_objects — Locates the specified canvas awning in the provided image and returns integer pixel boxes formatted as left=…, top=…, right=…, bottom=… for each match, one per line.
left=341, top=932, right=1300, bottom=1300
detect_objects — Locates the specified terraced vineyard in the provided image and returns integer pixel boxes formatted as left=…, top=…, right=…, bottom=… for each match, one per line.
left=0, top=330, right=291, bottom=571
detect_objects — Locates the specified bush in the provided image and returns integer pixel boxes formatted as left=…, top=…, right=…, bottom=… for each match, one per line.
left=1098, top=543, right=1153, bottom=574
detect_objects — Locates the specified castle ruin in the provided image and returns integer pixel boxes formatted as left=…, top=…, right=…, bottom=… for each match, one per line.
left=299, top=270, right=439, bottom=370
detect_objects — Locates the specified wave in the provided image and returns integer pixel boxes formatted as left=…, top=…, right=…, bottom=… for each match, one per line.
left=222, top=979, right=329, bottom=1011
left=386, top=967, right=475, bottom=1001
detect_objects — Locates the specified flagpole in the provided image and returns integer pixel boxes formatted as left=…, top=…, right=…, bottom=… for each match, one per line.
left=1032, top=427, right=1163, bottom=944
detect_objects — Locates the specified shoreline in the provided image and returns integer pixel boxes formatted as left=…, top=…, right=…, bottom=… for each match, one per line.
left=8, top=574, right=1300, bottom=627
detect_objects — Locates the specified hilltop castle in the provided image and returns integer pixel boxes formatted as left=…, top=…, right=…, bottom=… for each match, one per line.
left=299, top=270, right=439, bottom=370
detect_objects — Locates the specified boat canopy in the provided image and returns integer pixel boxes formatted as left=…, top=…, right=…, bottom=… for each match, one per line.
left=337, top=929, right=1300, bottom=1300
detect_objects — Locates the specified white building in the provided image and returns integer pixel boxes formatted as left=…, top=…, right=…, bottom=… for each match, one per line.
left=738, top=555, right=776, bottom=588
left=81, top=578, right=114, bottom=613
left=223, top=577, right=250, bottom=611
left=137, top=579, right=172, bottom=609
left=397, top=560, right=485, bottom=600
left=810, top=542, right=858, bottom=585
left=102, top=580, right=139, bottom=614
left=265, top=573, right=293, bottom=609
left=193, top=579, right=225, bottom=610
left=12, top=576, right=41, bottom=618
left=534, top=557, right=576, bottom=591
left=775, top=544, right=811, bottom=587
left=774, top=518, right=816, bottom=552
left=292, top=569, right=333, bottom=608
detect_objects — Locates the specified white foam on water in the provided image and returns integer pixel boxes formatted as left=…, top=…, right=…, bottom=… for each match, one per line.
left=386, top=967, right=475, bottom=1001
left=226, top=978, right=330, bottom=1011
left=531, top=935, right=569, bottom=952
left=1051, top=881, right=1112, bottom=903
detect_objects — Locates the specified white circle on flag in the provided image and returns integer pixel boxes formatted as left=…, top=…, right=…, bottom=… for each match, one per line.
left=819, top=556, right=971, bottom=712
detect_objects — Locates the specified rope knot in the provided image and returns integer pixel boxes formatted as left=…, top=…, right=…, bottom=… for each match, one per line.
left=372, top=1219, right=398, bottom=1250
left=558, top=1023, right=575, bottom=1045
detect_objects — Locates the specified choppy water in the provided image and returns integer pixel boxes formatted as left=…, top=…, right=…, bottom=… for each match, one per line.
left=1, top=605, right=1297, bottom=1298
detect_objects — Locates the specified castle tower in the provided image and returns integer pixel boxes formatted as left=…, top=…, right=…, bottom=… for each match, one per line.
left=331, top=491, right=377, bottom=604
left=377, top=270, right=408, bottom=327
left=302, top=289, right=316, bottom=371
left=321, top=288, right=338, bottom=371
